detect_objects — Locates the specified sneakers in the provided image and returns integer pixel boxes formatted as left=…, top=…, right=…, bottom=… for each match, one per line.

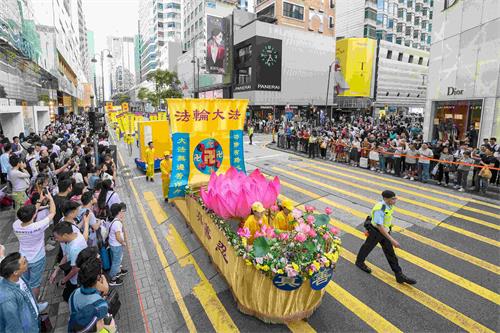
left=109, top=277, right=124, bottom=286
left=453, top=185, right=459, bottom=189
left=396, top=273, right=417, bottom=285
left=370, top=167, right=376, bottom=171
left=355, top=262, right=372, bottom=274
left=37, top=302, right=49, bottom=313
left=458, top=188, right=465, bottom=192
left=403, top=175, right=409, bottom=179
left=437, top=182, right=441, bottom=185
left=45, top=244, right=55, bottom=252
left=116, top=269, right=128, bottom=278
left=391, top=170, right=395, bottom=174
left=410, top=177, right=415, bottom=181
left=443, top=183, right=448, bottom=187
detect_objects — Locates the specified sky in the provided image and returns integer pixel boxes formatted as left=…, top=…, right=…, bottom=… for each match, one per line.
left=82, top=0, right=139, bottom=52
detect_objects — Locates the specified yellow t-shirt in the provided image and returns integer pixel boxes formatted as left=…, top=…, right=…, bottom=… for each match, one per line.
left=243, top=214, right=269, bottom=243
left=272, top=211, right=295, bottom=231
left=160, top=159, right=171, bottom=179
left=145, top=148, right=155, bottom=164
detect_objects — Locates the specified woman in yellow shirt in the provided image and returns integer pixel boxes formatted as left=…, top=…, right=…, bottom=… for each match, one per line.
left=272, top=199, right=296, bottom=231
left=244, top=202, right=269, bottom=244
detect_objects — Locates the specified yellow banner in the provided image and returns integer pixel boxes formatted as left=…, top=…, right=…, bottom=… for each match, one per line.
left=105, top=102, right=113, bottom=111
left=138, top=120, right=172, bottom=161
left=121, top=102, right=129, bottom=112
left=335, top=38, right=376, bottom=97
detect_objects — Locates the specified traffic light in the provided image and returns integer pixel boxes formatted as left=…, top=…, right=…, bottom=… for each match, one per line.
left=88, top=111, right=96, bottom=132
left=88, top=110, right=105, bottom=133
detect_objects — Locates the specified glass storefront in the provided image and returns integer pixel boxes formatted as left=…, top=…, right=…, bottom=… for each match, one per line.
left=432, top=99, right=482, bottom=143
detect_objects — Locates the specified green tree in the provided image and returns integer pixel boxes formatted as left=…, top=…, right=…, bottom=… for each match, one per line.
left=137, top=87, right=149, bottom=112
left=112, top=93, right=130, bottom=106
left=146, top=69, right=183, bottom=110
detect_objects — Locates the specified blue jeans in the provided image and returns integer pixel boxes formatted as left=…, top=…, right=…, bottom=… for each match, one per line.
left=109, top=245, right=123, bottom=279
left=419, top=163, right=430, bottom=182
left=379, top=156, right=386, bottom=171
left=23, top=256, right=46, bottom=289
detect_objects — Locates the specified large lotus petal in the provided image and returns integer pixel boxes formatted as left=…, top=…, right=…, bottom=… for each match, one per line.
left=234, top=193, right=252, bottom=218
left=214, top=193, right=233, bottom=219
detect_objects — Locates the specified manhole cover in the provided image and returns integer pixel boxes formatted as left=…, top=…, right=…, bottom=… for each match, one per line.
left=289, top=157, right=303, bottom=161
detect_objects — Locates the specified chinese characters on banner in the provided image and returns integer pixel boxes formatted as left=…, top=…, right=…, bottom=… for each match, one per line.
left=169, top=133, right=190, bottom=198
left=167, top=99, right=248, bottom=199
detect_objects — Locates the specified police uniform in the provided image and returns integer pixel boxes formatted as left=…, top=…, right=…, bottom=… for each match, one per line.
left=356, top=201, right=402, bottom=275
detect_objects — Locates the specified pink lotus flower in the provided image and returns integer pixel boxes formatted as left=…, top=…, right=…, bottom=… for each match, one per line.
left=297, top=217, right=305, bottom=224
left=285, top=266, right=298, bottom=277
left=325, top=207, right=333, bottom=215
left=278, top=233, right=289, bottom=241
left=304, top=205, right=315, bottom=213
left=270, top=205, right=279, bottom=212
left=329, top=225, right=339, bottom=235
left=254, top=231, right=264, bottom=238
left=200, top=167, right=280, bottom=219
left=294, top=232, right=307, bottom=243
left=295, top=222, right=312, bottom=234
left=308, top=229, right=317, bottom=238
left=323, top=234, right=330, bottom=240
left=261, top=224, right=276, bottom=239
left=306, top=215, right=316, bottom=224
left=292, top=209, right=303, bottom=219
left=237, top=227, right=251, bottom=238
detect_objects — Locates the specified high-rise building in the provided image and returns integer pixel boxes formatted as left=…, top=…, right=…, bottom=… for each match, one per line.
left=138, top=0, right=182, bottom=81
left=254, top=0, right=336, bottom=36
left=107, top=36, right=136, bottom=94
left=238, top=0, right=255, bottom=12
left=77, top=0, right=91, bottom=84
left=87, top=31, right=95, bottom=77
left=336, top=0, right=433, bottom=51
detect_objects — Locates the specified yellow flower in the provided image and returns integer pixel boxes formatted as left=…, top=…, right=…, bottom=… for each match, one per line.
left=242, top=238, right=247, bottom=247
left=256, top=264, right=262, bottom=270
left=277, top=269, right=284, bottom=274
left=325, top=260, right=331, bottom=267
left=292, top=262, right=299, bottom=271
left=312, top=261, right=321, bottom=271
left=245, top=259, right=252, bottom=266
left=261, top=265, right=270, bottom=272
left=308, top=269, right=314, bottom=276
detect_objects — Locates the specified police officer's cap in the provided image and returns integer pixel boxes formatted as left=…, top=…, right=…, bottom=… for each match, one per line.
left=381, top=190, right=396, bottom=199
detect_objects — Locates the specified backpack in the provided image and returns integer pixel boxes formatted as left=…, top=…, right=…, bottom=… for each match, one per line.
left=25, top=157, right=36, bottom=178
left=96, top=192, right=115, bottom=220
left=67, top=290, right=107, bottom=333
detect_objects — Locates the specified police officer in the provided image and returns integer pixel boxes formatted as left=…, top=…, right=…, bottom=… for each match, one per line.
left=356, top=190, right=416, bottom=285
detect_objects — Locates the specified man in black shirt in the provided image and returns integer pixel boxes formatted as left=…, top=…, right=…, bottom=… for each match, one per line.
left=53, top=179, right=72, bottom=224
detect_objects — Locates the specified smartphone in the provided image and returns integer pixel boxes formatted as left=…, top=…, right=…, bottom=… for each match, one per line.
left=43, top=189, right=48, bottom=196
left=103, top=314, right=113, bottom=326
left=85, top=210, right=90, bottom=217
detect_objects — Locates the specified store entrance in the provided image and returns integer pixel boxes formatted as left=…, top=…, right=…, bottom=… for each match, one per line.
left=432, top=99, right=482, bottom=145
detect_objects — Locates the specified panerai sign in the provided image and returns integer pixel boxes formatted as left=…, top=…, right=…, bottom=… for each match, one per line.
left=444, top=0, right=459, bottom=10
left=447, top=87, right=464, bottom=96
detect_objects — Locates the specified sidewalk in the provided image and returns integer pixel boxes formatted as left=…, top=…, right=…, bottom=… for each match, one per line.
left=0, top=188, right=145, bottom=333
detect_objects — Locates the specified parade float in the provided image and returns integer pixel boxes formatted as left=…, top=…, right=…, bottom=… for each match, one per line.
left=166, top=99, right=342, bottom=323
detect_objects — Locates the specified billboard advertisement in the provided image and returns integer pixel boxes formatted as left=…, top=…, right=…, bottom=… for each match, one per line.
left=335, top=38, right=376, bottom=97
left=206, top=15, right=229, bottom=74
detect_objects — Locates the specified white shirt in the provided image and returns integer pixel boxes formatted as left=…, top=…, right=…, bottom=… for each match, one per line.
left=18, top=279, right=38, bottom=316
left=107, top=219, right=123, bottom=247
left=13, top=216, right=51, bottom=263
left=65, top=232, right=88, bottom=285
left=7, top=169, right=30, bottom=192
left=418, top=148, right=434, bottom=164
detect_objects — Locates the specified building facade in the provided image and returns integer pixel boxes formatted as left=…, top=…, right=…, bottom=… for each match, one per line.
left=423, top=0, right=500, bottom=145
left=255, top=0, right=336, bottom=36
left=336, top=0, right=433, bottom=51
left=107, top=36, right=136, bottom=94
left=138, top=0, right=182, bottom=81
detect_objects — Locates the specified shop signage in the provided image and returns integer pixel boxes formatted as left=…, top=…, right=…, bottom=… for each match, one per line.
left=447, top=87, right=464, bottom=96
left=443, top=0, right=459, bottom=10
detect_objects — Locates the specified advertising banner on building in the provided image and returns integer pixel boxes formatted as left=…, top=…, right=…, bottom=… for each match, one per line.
left=166, top=99, right=248, bottom=199
left=206, top=15, right=229, bottom=74
left=335, top=38, right=376, bottom=97
left=255, top=36, right=282, bottom=91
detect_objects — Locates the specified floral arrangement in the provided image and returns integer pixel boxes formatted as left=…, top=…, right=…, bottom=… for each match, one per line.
left=200, top=167, right=280, bottom=219
left=193, top=168, right=342, bottom=281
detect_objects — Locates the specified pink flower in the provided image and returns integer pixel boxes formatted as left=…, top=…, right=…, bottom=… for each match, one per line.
left=323, top=234, right=330, bottom=240
left=329, top=225, right=339, bottom=235
left=278, top=233, right=289, bottom=241
left=294, top=232, right=307, bottom=243
left=270, top=204, right=279, bottom=212
left=261, top=224, right=276, bottom=239
left=308, top=229, right=317, bottom=238
left=295, top=222, right=311, bottom=234
left=285, top=266, right=298, bottom=278
left=306, top=215, right=316, bottom=224
left=292, top=209, right=303, bottom=219
left=297, top=217, right=305, bottom=224
left=254, top=231, right=264, bottom=238
left=309, top=264, right=319, bottom=273
left=237, top=227, right=251, bottom=238
left=304, top=205, right=315, bottom=213
left=325, top=207, right=333, bottom=215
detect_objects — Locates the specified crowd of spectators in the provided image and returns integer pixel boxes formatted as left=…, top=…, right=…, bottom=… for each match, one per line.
left=0, top=114, right=125, bottom=332
left=275, top=115, right=499, bottom=194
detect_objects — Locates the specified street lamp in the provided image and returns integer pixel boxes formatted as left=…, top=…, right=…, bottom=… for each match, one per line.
left=191, top=57, right=201, bottom=98
left=325, top=60, right=336, bottom=122
left=91, top=50, right=113, bottom=108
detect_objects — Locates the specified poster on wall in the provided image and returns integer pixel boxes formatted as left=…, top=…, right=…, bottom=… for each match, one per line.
left=255, top=36, right=282, bottom=91
left=206, top=15, right=228, bottom=74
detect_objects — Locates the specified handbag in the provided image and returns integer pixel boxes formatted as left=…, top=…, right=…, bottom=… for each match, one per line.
left=431, top=164, right=439, bottom=176
left=40, top=314, right=53, bottom=332
left=479, top=167, right=492, bottom=179
left=106, top=288, right=121, bottom=318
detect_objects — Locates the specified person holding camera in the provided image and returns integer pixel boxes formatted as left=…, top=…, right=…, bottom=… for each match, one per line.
left=356, top=190, right=416, bottom=285
left=107, top=203, right=128, bottom=287
left=7, top=155, right=31, bottom=209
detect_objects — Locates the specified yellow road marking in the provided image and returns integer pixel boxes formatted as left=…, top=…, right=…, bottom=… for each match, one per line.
left=146, top=192, right=314, bottom=332
left=292, top=164, right=500, bottom=231
left=309, top=159, right=500, bottom=210
left=273, top=167, right=500, bottom=247
left=282, top=193, right=500, bottom=306
left=129, top=181, right=196, bottom=333
left=287, top=320, right=317, bottom=333
left=277, top=180, right=500, bottom=275
left=341, top=249, right=494, bottom=333
left=326, top=282, right=402, bottom=333
left=144, top=192, right=168, bottom=224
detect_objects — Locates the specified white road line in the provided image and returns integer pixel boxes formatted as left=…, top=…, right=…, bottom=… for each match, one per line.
left=246, top=153, right=285, bottom=162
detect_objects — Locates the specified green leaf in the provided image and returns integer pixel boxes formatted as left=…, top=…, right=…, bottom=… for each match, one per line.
left=304, top=240, right=316, bottom=253
left=313, top=214, right=330, bottom=227
left=253, top=237, right=270, bottom=257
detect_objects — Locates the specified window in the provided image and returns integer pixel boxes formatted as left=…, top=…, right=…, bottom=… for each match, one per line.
left=158, top=3, right=163, bottom=10
left=283, top=2, right=304, bottom=20
left=167, top=22, right=176, bottom=28
left=166, top=3, right=180, bottom=9
left=386, top=34, right=394, bottom=42
left=236, top=45, right=252, bottom=65
left=330, top=0, right=335, bottom=8
left=166, top=12, right=177, bottom=18
left=158, top=22, right=163, bottom=28
left=376, top=30, right=386, bottom=40
left=158, top=12, right=163, bottom=18
left=386, top=50, right=392, bottom=59
left=388, top=18, right=394, bottom=29
left=257, top=4, right=275, bottom=18
left=398, top=52, right=403, bottom=61
left=408, top=55, right=413, bottom=63
left=237, top=67, right=252, bottom=84
left=418, top=57, right=423, bottom=65
left=396, top=37, right=403, bottom=45
left=365, top=8, right=377, bottom=21
left=377, top=0, right=385, bottom=10
left=363, top=24, right=376, bottom=38
left=329, top=16, right=334, bottom=29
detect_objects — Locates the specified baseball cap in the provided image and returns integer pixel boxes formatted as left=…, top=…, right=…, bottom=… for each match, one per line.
left=251, top=202, right=265, bottom=213
left=281, top=199, right=294, bottom=211
left=164, top=151, right=171, bottom=156
left=381, top=190, right=396, bottom=199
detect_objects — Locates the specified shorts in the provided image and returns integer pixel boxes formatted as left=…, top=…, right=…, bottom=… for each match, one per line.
left=23, top=256, right=46, bottom=289
left=369, top=151, right=379, bottom=161
left=406, top=163, right=417, bottom=172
